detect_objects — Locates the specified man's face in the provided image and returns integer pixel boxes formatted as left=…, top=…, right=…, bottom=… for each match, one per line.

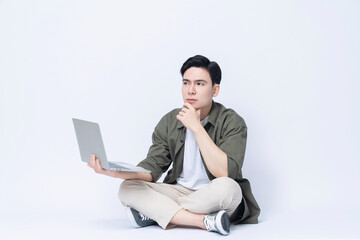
left=182, top=67, right=219, bottom=110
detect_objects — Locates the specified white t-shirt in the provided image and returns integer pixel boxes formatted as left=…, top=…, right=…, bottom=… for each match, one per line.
left=177, top=116, right=210, bottom=190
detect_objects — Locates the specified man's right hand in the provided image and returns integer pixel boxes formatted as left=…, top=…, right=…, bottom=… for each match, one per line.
left=87, top=154, right=153, bottom=182
left=87, top=154, right=117, bottom=178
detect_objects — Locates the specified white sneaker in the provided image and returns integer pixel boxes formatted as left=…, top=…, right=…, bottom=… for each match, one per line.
left=126, top=207, right=157, bottom=228
left=203, top=210, right=230, bottom=235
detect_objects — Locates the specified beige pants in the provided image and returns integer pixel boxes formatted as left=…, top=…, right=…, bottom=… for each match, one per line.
left=118, top=177, right=242, bottom=229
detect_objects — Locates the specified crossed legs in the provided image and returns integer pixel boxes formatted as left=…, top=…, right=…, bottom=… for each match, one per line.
left=118, top=177, right=242, bottom=229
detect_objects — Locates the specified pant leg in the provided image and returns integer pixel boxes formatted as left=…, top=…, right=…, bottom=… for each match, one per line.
left=119, top=177, right=242, bottom=229
left=177, top=177, right=242, bottom=218
left=118, top=180, right=194, bottom=229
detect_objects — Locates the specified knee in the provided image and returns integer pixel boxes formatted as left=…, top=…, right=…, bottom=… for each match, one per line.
left=211, top=177, right=242, bottom=204
left=118, top=179, right=144, bottom=202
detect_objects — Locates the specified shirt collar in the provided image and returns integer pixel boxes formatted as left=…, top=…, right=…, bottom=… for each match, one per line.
left=176, top=100, right=218, bottom=129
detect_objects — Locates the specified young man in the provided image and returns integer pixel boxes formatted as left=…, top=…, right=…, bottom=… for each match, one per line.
left=88, top=55, right=260, bottom=235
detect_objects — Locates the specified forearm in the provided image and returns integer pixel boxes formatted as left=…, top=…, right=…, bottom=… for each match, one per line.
left=108, top=170, right=153, bottom=182
left=193, top=127, right=228, bottom=177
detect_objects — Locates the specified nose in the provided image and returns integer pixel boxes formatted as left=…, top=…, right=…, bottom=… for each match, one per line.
left=188, top=83, right=196, bottom=95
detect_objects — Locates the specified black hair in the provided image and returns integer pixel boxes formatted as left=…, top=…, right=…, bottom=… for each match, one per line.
left=180, top=55, right=222, bottom=85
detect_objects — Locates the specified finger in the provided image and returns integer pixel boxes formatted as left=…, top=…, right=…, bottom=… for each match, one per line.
left=89, top=156, right=95, bottom=166
left=91, top=154, right=98, bottom=165
left=184, top=102, right=194, bottom=110
left=94, top=159, right=105, bottom=173
left=95, top=158, right=102, bottom=168
left=176, top=114, right=182, bottom=120
left=181, top=107, right=189, bottom=113
left=179, top=110, right=189, bottom=114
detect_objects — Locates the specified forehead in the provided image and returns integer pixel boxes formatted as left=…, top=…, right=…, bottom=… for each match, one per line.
left=183, top=67, right=211, bottom=82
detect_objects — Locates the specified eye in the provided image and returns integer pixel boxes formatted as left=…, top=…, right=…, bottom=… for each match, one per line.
left=197, top=82, right=204, bottom=86
left=183, top=81, right=188, bottom=85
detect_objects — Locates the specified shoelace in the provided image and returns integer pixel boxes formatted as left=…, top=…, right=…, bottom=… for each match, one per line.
left=203, top=214, right=217, bottom=231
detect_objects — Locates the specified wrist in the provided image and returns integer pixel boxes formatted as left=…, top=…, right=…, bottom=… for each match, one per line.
left=192, top=123, right=205, bottom=135
left=107, top=170, right=120, bottom=178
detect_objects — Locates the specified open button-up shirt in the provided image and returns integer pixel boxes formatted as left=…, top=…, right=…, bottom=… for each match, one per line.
left=137, top=101, right=260, bottom=224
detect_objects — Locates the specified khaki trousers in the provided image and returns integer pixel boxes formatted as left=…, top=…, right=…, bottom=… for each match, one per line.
left=118, top=177, right=242, bottom=229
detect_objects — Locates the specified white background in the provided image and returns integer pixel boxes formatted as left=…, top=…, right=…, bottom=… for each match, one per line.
left=1, top=0, right=359, bottom=239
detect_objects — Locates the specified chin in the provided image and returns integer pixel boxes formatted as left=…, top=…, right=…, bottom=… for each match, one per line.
left=190, top=102, right=199, bottom=107
left=192, top=104, right=202, bottom=110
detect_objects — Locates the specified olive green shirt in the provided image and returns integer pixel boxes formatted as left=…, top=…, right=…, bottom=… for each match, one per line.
left=138, top=101, right=260, bottom=224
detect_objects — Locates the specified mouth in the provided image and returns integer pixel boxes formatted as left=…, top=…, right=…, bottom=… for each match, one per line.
left=186, top=99, right=197, bottom=103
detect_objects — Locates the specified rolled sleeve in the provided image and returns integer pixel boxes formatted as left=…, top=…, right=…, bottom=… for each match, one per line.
left=137, top=118, right=172, bottom=182
left=218, top=121, right=247, bottom=179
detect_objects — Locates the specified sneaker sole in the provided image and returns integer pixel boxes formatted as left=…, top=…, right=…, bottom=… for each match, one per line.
left=215, top=210, right=230, bottom=235
left=126, top=207, right=141, bottom=228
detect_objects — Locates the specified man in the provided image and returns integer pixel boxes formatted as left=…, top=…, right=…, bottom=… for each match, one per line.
left=88, top=55, right=260, bottom=235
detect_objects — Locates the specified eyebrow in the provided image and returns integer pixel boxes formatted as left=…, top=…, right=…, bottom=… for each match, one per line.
left=182, top=79, right=208, bottom=83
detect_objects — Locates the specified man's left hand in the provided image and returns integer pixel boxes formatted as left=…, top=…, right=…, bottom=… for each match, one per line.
left=176, top=103, right=202, bottom=133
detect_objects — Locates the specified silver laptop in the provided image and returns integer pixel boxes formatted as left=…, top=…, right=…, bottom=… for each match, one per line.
left=72, top=118, right=150, bottom=173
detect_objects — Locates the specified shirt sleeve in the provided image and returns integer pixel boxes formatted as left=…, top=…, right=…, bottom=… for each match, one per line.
left=137, top=116, right=172, bottom=182
left=217, top=116, right=247, bottom=179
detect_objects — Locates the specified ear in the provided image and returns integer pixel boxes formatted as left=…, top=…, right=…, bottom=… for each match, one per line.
left=212, top=84, right=220, bottom=97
